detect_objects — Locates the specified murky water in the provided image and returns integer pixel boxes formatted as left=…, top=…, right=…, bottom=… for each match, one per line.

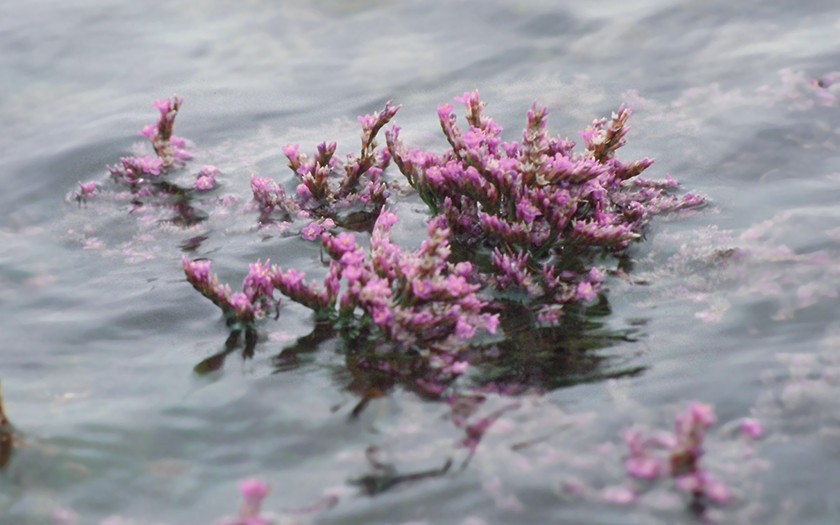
left=2, top=1, right=840, bottom=524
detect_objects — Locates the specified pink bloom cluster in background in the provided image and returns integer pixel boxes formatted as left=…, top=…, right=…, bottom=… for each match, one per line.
left=620, top=402, right=761, bottom=507
left=103, top=96, right=219, bottom=195
left=74, top=180, right=97, bottom=204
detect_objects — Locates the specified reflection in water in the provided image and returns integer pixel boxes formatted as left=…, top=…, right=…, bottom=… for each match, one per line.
left=350, top=445, right=452, bottom=496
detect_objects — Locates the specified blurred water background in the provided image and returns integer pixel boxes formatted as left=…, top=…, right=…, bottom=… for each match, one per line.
left=2, top=1, right=840, bottom=523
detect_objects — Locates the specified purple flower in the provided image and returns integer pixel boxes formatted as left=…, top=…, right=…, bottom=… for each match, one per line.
left=688, top=402, right=716, bottom=427
left=451, top=361, right=469, bottom=374
left=182, top=257, right=211, bottom=284
left=229, top=292, right=253, bottom=315
left=239, top=478, right=269, bottom=507
left=575, top=281, right=597, bottom=302
left=740, top=418, right=763, bottom=439
left=195, top=174, right=216, bottom=191
left=282, top=143, right=300, bottom=159
left=139, top=124, right=156, bottom=139
left=77, top=181, right=97, bottom=197
left=296, top=183, right=312, bottom=200
left=454, top=317, right=477, bottom=340
left=300, top=221, right=324, bottom=241
left=412, top=279, right=436, bottom=300
left=152, top=98, right=171, bottom=114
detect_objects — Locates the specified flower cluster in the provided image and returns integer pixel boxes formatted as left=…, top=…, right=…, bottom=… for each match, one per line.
left=74, top=180, right=97, bottom=204
left=100, top=96, right=219, bottom=198
left=108, top=96, right=191, bottom=186
left=182, top=258, right=279, bottom=325
left=251, top=101, right=399, bottom=230
left=622, top=402, right=737, bottom=507
left=387, top=91, right=703, bottom=320
left=184, top=210, right=498, bottom=367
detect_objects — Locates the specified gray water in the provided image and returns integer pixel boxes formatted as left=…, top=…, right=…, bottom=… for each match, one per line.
left=2, top=1, right=840, bottom=523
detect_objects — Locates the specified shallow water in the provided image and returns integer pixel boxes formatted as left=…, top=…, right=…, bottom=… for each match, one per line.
left=2, top=1, right=840, bottom=524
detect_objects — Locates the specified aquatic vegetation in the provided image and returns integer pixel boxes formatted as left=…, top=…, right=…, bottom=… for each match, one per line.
left=250, top=101, right=399, bottom=232
left=107, top=96, right=191, bottom=187
left=183, top=92, right=701, bottom=356
left=184, top=209, right=498, bottom=386
left=70, top=93, right=766, bottom=522
left=622, top=402, right=731, bottom=508
left=74, top=180, right=97, bottom=204
left=387, top=90, right=702, bottom=322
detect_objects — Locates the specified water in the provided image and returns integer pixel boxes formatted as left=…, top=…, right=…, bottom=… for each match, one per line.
left=2, top=1, right=840, bottom=523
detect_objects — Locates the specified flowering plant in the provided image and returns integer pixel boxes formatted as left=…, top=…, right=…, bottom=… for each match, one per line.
left=106, top=96, right=196, bottom=188
left=387, top=90, right=703, bottom=322
left=250, top=101, right=399, bottom=235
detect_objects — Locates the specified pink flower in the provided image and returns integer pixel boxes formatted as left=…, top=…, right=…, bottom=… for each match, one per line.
left=625, top=456, right=663, bottom=480
left=483, top=314, right=500, bottom=334
left=740, top=418, right=763, bottom=439
left=239, top=478, right=269, bottom=507
left=437, top=103, right=454, bottom=121
left=575, top=281, right=597, bottom=302
left=229, top=292, right=252, bottom=314
left=412, top=279, right=435, bottom=299
left=372, top=306, right=392, bottom=325
left=454, top=318, right=477, bottom=340
left=278, top=268, right=305, bottom=290
left=182, top=257, right=212, bottom=283
left=300, top=221, right=323, bottom=241
left=78, top=181, right=97, bottom=196
left=152, top=98, right=171, bottom=114
left=195, top=174, right=216, bottom=191
left=281, top=143, right=299, bottom=158
left=139, top=124, right=156, bottom=138
left=296, top=183, right=312, bottom=200
left=199, top=165, right=219, bottom=177
left=357, top=113, right=377, bottom=130
left=451, top=361, right=469, bottom=374
left=688, top=402, right=716, bottom=427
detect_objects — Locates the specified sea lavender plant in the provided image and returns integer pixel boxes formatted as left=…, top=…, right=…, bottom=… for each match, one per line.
left=183, top=209, right=498, bottom=384
left=108, top=96, right=191, bottom=187
left=250, top=101, right=399, bottom=230
left=74, top=180, right=97, bottom=204
left=387, top=91, right=703, bottom=321
left=622, top=402, right=732, bottom=508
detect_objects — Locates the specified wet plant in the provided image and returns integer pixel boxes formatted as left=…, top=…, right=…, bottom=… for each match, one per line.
left=387, top=90, right=703, bottom=323
left=250, top=101, right=399, bottom=234
left=184, top=208, right=499, bottom=391
left=66, top=93, right=770, bottom=522
left=76, top=96, right=220, bottom=227
left=622, top=402, right=733, bottom=511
